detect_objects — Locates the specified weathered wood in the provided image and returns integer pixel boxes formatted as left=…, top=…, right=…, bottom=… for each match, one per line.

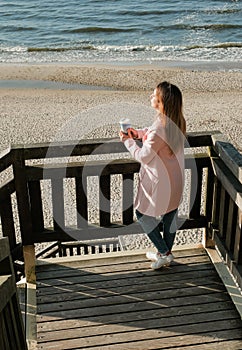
left=122, top=173, right=134, bottom=225
left=218, top=187, right=226, bottom=237
left=36, top=248, right=242, bottom=349
left=234, top=209, right=242, bottom=265
left=12, top=149, right=33, bottom=246
left=0, top=194, right=16, bottom=249
left=212, top=132, right=242, bottom=182
left=28, top=180, right=44, bottom=233
left=211, top=157, right=242, bottom=211
left=9, top=132, right=215, bottom=161
left=75, top=174, right=88, bottom=228
left=51, top=178, right=65, bottom=231
left=0, top=238, right=27, bottom=349
left=99, top=175, right=111, bottom=227
left=23, top=245, right=36, bottom=284
left=225, top=197, right=237, bottom=252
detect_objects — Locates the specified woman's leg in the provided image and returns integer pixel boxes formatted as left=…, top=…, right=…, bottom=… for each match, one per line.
left=162, top=209, right=178, bottom=252
left=136, top=210, right=169, bottom=255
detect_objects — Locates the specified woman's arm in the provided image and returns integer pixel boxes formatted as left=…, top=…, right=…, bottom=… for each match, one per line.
left=124, top=130, right=164, bottom=165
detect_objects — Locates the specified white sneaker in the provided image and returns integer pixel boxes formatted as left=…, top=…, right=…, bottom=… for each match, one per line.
left=151, top=253, right=174, bottom=270
left=146, top=251, right=159, bottom=261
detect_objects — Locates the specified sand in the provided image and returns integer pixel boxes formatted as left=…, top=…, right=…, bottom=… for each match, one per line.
left=0, top=62, right=241, bottom=250
left=0, top=63, right=241, bottom=152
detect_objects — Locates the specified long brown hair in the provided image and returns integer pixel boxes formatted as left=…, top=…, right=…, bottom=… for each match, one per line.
left=156, top=81, right=186, bottom=153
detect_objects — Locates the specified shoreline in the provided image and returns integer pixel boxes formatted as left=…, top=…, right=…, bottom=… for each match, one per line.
left=0, top=62, right=241, bottom=93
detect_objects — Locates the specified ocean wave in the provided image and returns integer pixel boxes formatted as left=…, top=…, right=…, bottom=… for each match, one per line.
left=62, top=27, right=134, bottom=34
left=1, top=42, right=241, bottom=55
left=157, top=23, right=241, bottom=31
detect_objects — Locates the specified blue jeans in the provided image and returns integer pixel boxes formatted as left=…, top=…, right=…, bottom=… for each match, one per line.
left=136, top=209, right=178, bottom=255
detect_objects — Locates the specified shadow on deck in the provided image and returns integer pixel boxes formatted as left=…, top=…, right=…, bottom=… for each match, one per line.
left=35, top=247, right=242, bottom=350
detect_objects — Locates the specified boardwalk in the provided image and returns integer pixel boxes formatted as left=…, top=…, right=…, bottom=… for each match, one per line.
left=36, top=248, right=242, bottom=349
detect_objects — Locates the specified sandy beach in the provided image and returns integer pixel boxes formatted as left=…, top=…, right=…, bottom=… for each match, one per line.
left=0, top=63, right=241, bottom=154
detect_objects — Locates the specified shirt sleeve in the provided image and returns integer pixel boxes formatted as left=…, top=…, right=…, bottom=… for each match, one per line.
left=136, top=128, right=149, bottom=140
left=124, top=129, right=165, bottom=165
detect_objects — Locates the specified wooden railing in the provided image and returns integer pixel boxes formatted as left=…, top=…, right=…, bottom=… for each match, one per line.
left=0, top=131, right=241, bottom=288
left=0, top=237, right=27, bottom=349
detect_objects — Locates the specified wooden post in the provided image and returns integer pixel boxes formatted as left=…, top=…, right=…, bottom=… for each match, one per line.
left=23, top=245, right=36, bottom=284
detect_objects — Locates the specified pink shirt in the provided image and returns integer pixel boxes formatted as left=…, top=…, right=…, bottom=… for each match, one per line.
left=124, top=118, right=185, bottom=217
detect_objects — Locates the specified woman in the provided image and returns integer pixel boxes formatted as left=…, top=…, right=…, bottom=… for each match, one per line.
left=120, top=81, right=186, bottom=269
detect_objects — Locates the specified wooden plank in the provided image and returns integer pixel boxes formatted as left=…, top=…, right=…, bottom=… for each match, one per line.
left=75, top=174, right=88, bottom=228
left=51, top=178, right=65, bottom=231
left=36, top=253, right=211, bottom=280
left=204, top=165, right=214, bottom=223
left=225, top=197, right=237, bottom=252
left=23, top=245, right=36, bottom=284
left=37, top=300, right=235, bottom=332
left=36, top=257, right=212, bottom=288
left=0, top=194, right=16, bottom=249
left=12, top=149, right=33, bottom=245
left=122, top=173, right=134, bottom=225
left=18, top=132, right=214, bottom=161
left=36, top=267, right=217, bottom=297
left=37, top=276, right=224, bottom=312
left=189, top=165, right=203, bottom=218
left=28, top=180, right=44, bottom=233
left=99, top=175, right=111, bottom=227
left=234, top=208, right=242, bottom=265
left=211, top=157, right=242, bottom=211
left=37, top=281, right=227, bottom=314
left=38, top=308, right=240, bottom=343
left=218, top=187, right=226, bottom=238
left=211, top=132, right=242, bottom=182
left=37, top=291, right=231, bottom=324
left=0, top=312, right=11, bottom=350
left=0, top=275, right=15, bottom=313
left=0, top=237, right=11, bottom=262
left=37, top=319, right=242, bottom=349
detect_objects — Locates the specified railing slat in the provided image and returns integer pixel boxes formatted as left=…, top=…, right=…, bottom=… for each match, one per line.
left=122, top=173, right=134, bottom=225
left=225, top=197, right=237, bottom=252
left=0, top=194, right=16, bottom=249
left=189, top=166, right=203, bottom=219
left=28, top=180, right=44, bottom=233
left=12, top=149, right=33, bottom=246
left=75, top=174, right=88, bottom=229
left=51, top=178, right=65, bottom=231
left=99, top=175, right=111, bottom=227
left=234, top=209, right=242, bottom=265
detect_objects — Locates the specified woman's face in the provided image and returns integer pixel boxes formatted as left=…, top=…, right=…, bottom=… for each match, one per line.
left=150, top=88, right=164, bottom=112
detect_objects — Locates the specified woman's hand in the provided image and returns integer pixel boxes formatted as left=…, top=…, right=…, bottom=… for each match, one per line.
left=119, top=131, right=130, bottom=142
left=127, top=127, right=138, bottom=139
left=119, top=127, right=138, bottom=142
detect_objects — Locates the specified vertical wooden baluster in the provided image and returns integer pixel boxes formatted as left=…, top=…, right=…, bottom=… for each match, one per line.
left=99, top=175, right=111, bottom=227
left=205, top=165, right=214, bottom=223
left=211, top=178, right=221, bottom=229
left=218, top=187, right=226, bottom=238
left=51, top=178, right=65, bottom=231
left=190, top=165, right=202, bottom=219
left=75, top=173, right=88, bottom=229
left=0, top=193, right=16, bottom=249
left=226, top=198, right=238, bottom=254
left=12, top=149, right=33, bottom=246
left=28, top=180, right=44, bottom=234
left=234, top=209, right=242, bottom=265
left=122, top=173, right=134, bottom=225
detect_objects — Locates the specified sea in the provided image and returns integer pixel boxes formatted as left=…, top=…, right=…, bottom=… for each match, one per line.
left=0, top=0, right=241, bottom=69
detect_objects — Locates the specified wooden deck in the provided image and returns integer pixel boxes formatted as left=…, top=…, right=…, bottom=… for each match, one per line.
left=35, top=248, right=242, bottom=350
